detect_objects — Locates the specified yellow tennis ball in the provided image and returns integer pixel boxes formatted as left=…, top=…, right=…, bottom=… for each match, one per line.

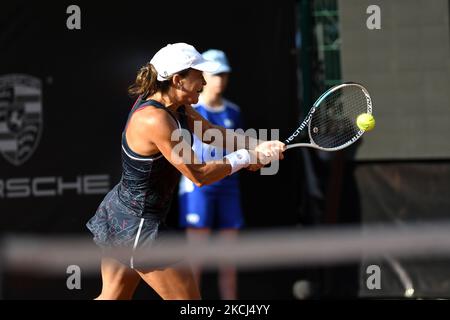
left=356, top=113, right=375, bottom=131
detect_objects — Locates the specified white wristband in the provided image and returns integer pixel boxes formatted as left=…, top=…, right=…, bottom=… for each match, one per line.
left=224, top=149, right=251, bottom=175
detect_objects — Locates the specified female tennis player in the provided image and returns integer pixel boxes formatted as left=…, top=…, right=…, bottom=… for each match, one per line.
left=86, top=43, right=285, bottom=300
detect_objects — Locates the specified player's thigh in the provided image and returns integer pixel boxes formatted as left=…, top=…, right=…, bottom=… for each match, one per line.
left=136, top=264, right=200, bottom=300
left=98, top=257, right=141, bottom=299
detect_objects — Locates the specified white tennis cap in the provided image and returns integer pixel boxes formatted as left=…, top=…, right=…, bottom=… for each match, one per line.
left=150, top=43, right=220, bottom=81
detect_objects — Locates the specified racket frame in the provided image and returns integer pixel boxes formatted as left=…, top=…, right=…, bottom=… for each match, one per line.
left=285, top=82, right=373, bottom=151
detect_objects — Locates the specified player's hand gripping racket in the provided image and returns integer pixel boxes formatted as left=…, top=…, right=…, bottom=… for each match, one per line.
left=285, top=82, right=373, bottom=151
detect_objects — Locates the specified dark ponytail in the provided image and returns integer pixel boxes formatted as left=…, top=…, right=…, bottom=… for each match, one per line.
left=128, top=63, right=191, bottom=98
left=128, top=63, right=170, bottom=97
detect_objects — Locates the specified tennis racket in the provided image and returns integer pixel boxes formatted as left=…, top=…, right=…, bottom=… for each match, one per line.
left=285, top=82, right=373, bottom=151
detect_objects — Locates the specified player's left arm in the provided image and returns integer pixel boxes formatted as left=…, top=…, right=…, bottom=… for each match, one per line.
left=184, top=105, right=285, bottom=172
left=184, top=104, right=258, bottom=152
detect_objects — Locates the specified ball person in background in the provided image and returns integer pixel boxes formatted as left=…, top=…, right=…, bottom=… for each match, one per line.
left=86, top=43, right=285, bottom=300
left=179, top=49, right=245, bottom=299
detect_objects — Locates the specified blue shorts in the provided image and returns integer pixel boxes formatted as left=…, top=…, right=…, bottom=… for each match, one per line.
left=179, top=181, right=244, bottom=229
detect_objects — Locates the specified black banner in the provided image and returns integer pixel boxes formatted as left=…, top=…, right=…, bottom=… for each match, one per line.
left=1, top=0, right=301, bottom=299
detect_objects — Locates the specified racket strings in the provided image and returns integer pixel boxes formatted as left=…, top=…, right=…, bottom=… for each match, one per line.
left=310, top=86, right=368, bottom=149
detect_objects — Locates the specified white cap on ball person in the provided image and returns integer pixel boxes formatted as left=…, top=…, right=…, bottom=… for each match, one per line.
left=201, top=49, right=231, bottom=74
left=150, top=43, right=220, bottom=81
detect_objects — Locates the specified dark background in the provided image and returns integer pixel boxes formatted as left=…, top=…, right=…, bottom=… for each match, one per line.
left=0, top=0, right=301, bottom=233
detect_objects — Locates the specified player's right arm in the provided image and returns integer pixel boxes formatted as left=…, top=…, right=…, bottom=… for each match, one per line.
left=130, top=108, right=282, bottom=186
